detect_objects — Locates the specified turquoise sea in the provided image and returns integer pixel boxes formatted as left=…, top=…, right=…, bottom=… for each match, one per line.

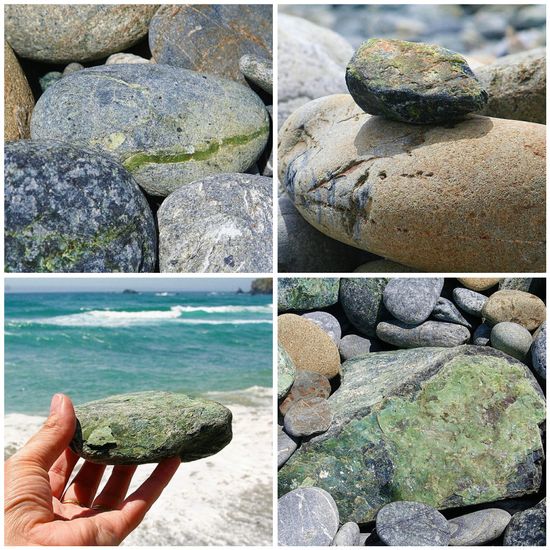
left=5, top=291, right=273, bottom=415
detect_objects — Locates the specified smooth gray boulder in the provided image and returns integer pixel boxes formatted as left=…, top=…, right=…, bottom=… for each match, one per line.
left=332, top=522, right=361, bottom=546
left=449, top=508, right=511, bottom=545
left=491, top=322, right=532, bottom=361
left=303, top=312, right=341, bottom=344
left=453, top=287, right=488, bottom=317
left=377, top=320, right=470, bottom=348
left=239, top=54, right=273, bottom=94
left=339, top=334, right=372, bottom=361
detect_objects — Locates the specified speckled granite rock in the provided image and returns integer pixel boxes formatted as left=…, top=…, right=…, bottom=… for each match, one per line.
left=278, top=487, right=339, bottom=546
left=279, top=346, right=545, bottom=523
left=71, top=391, right=232, bottom=464
left=302, top=312, right=341, bottom=344
left=4, top=42, right=34, bottom=142
left=339, top=278, right=389, bottom=337
left=5, top=140, right=156, bottom=273
left=278, top=344, right=296, bottom=400
left=453, top=287, right=488, bottom=317
left=239, top=54, right=272, bottom=94
left=332, top=522, right=361, bottom=546
left=377, top=320, right=470, bottom=348
left=503, top=498, right=546, bottom=546
left=531, top=322, right=546, bottom=379
left=149, top=5, right=271, bottom=85
left=280, top=370, right=331, bottom=416
left=284, top=397, right=333, bottom=438
left=458, top=278, right=501, bottom=291
left=339, top=334, right=372, bottom=361
left=499, top=278, right=533, bottom=292
left=482, top=290, right=546, bottom=331
left=5, top=5, right=158, bottom=63
left=278, top=278, right=340, bottom=311
left=346, top=39, right=487, bottom=124
left=491, top=322, right=532, bottom=361
left=157, top=174, right=272, bottom=273
left=477, top=48, right=546, bottom=124
left=279, top=94, right=545, bottom=272
left=432, top=297, right=471, bottom=327
left=278, top=14, right=353, bottom=127
left=449, top=508, right=511, bottom=546
left=31, top=64, right=269, bottom=197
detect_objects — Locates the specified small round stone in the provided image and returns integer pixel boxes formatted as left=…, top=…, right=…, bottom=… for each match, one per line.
left=278, top=344, right=296, bottom=401
left=482, top=290, right=546, bottom=331
left=63, top=62, right=84, bottom=76
left=105, top=52, right=151, bottom=65
left=339, top=334, right=372, bottom=361
left=302, top=311, right=341, bottom=344
left=458, top=278, right=502, bottom=291
left=376, top=501, right=451, bottom=546
left=531, top=322, right=546, bottom=378
left=377, top=320, right=470, bottom=348
left=284, top=396, right=332, bottom=437
left=279, top=370, right=331, bottom=416
left=332, top=522, right=361, bottom=546
left=491, top=322, right=532, bottom=361
left=449, top=509, right=511, bottom=546
left=239, top=54, right=273, bottom=93
left=278, top=487, right=339, bottom=546
left=453, top=287, right=488, bottom=317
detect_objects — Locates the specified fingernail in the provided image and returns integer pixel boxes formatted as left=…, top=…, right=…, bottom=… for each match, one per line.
left=50, top=393, right=64, bottom=414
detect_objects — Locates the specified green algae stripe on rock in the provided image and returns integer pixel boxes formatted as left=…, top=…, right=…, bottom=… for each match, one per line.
left=71, top=391, right=232, bottom=465
left=30, top=64, right=269, bottom=197
left=278, top=346, right=545, bottom=523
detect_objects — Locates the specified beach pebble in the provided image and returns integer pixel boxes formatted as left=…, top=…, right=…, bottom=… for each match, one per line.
left=278, top=487, right=339, bottom=546
left=39, top=71, right=62, bottom=92
left=278, top=94, right=545, bottom=272
left=453, top=288, right=488, bottom=317
left=339, top=334, right=372, bottom=361
left=377, top=320, right=470, bottom=349
left=340, top=278, right=389, bottom=337
left=278, top=344, right=296, bottom=400
left=105, top=52, right=151, bottom=65
left=376, top=501, right=451, bottom=546
left=499, top=278, right=533, bottom=292
left=62, top=62, right=84, bottom=76
left=458, top=278, right=501, bottom=291
left=332, top=522, right=361, bottom=546
left=239, top=54, right=273, bottom=94
left=278, top=14, right=353, bottom=127
left=490, top=322, right=532, bottom=361
left=278, top=278, right=340, bottom=311
left=473, top=323, right=492, bottom=346
left=432, top=297, right=471, bottom=328
left=149, top=5, right=272, bottom=85
left=530, top=322, right=546, bottom=378
left=31, top=64, right=269, bottom=197
left=5, top=5, right=157, bottom=63
left=449, top=508, right=511, bottom=546
left=278, top=426, right=299, bottom=468
left=302, top=312, right=341, bottom=344
left=284, top=396, right=333, bottom=437
left=503, top=498, right=546, bottom=546
left=383, top=277, right=443, bottom=325
left=346, top=38, right=487, bottom=124
left=72, top=391, right=232, bottom=464
left=279, top=370, right=332, bottom=416
left=482, top=290, right=546, bottom=331
left=157, top=174, right=272, bottom=273
left=5, top=140, right=156, bottom=273
left=278, top=314, right=341, bottom=379
left=4, top=42, right=34, bottom=142
left=354, top=259, right=419, bottom=272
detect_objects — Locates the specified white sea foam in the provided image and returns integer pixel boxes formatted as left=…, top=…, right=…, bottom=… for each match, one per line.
left=154, top=292, right=176, bottom=297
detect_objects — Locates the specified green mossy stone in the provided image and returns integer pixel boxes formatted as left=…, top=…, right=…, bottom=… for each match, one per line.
left=278, top=278, right=340, bottom=311
left=71, top=391, right=233, bottom=465
left=278, top=344, right=296, bottom=400
left=279, top=346, right=545, bottom=523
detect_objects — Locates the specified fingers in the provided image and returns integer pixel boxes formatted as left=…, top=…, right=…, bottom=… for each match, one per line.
left=62, top=461, right=106, bottom=508
left=92, top=465, right=137, bottom=511
left=15, top=394, right=76, bottom=472
left=48, top=448, right=79, bottom=499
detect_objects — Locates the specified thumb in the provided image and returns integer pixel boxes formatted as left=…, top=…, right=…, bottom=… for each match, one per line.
left=15, top=394, right=77, bottom=471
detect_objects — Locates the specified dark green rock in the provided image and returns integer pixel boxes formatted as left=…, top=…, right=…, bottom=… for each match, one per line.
left=278, top=278, right=340, bottom=311
left=71, top=391, right=232, bottom=465
left=278, top=346, right=545, bottom=523
left=346, top=38, right=488, bottom=124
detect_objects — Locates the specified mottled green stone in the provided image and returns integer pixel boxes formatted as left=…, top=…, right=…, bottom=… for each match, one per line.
left=71, top=391, right=233, bottom=465
left=278, top=278, right=340, bottom=311
left=278, top=343, right=296, bottom=400
left=279, top=346, right=545, bottom=523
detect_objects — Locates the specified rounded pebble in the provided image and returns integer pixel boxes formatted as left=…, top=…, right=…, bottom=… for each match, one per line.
left=284, top=396, right=333, bottom=437
left=449, top=508, right=511, bottom=546
left=453, top=287, right=488, bottom=317
left=482, top=290, right=546, bottom=331
left=339, top=334, right=372, bottom=361
left=279, top=370, right=331, bottom=416
left=302, top=311, right=342, bottom=344
left=377, top=320, right=470, bottom=348
left=457, top=277, right=502, bottom=291
left=491, top=322, right=532, bottom=361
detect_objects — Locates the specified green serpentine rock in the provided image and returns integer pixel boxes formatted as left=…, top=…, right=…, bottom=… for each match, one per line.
left=278, top=346, right=545, bottom=523
left=278, top=278, right=340, bottom=311
left=71, top=391, right=232, bottom=465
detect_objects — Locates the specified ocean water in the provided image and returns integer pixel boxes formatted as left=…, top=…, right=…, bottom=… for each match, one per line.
left=5, top=291, right=273, bottom=415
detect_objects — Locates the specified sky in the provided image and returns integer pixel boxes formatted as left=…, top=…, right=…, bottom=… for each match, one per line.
left=5, top=277, right=260, bottom=293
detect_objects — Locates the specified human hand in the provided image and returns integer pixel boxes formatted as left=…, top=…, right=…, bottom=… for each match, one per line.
left=5, top=393, right=180, bottom=546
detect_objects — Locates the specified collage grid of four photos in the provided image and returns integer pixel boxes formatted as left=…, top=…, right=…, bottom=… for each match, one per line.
left=2, top=1, right=547, bottom=547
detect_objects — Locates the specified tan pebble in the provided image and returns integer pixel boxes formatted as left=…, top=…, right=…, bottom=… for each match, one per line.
left=457, top=278, right=502, bottom=291
left=482, top=290, right=546, bottom=331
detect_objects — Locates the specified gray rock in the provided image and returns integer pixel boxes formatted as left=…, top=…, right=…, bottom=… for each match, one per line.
left=278, top=487, right=339, bottom=546
left=5, top=140, right=156, bottom=273
left=239, top=54, right=273, bottom=94
left=503, top=498, right=546, bottom=546
left=473, top=323, right=492, bottom=346
left=500, top=278, right=533, bottom=292
left=278, top=426, right=299, bottom=469
left=332, top=522, right=361, bottom=546
left=383, top=277, right=444, bottom=325
left=39, top=71, right=62, bottom=92
left=531, top=322, right=546, bottom=379
left=339, top=334, right=371, bottom=361
left=71, top=391, right=232, bottom=464
left=432, top=297, right=471, bottom=327
left=491, top=322, right=532, bottom=361
left=449, top=508, right=511, bottom=545
left=278, top=14, right=353, bottom=127
left=279, top=370, right=331, bottom=416
left=284, top=397, right=333, bottom=438
left=157, top=174, right=272, bottom=273
left=377, top=320, right=470, bottom=348
left=278, top=196, right=370, bottom=273
left=278, top=278, right=340, bottom=311
left=278, top=344, right=296, bottom=400
left=31, top=64, right=269, bottom=197
left=340, top=278, right=389, bottom=337
left=303, top=311, right=341, bottom=344
left=149, top=5, right=272, bottom=85
left=5, top=5, right=157, bottom=63
left=376, top=501, right=451, bottom=546
left=453, top=287, right=488, bottom=317
left=359, top=533, right=370, bottom=545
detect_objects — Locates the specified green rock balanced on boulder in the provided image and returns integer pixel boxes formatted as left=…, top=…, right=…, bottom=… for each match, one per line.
left=346, top=38, right=488, bottom=124
left=71, top=391, right=232, bottom=465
